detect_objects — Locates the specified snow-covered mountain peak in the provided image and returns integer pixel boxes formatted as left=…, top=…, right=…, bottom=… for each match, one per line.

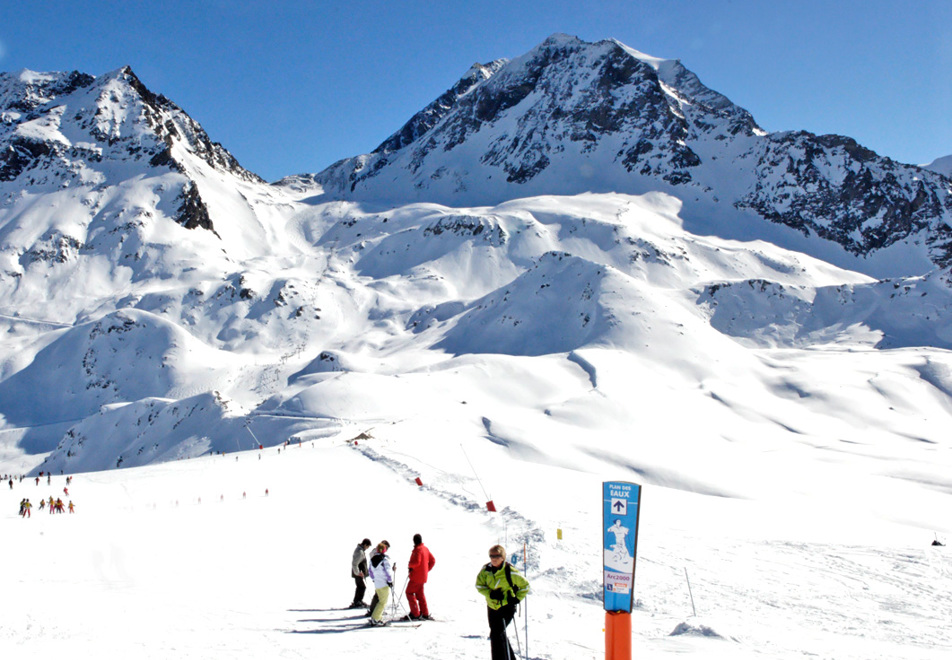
left=0, top=65, right=262, bottom=187
left=0, top=64, right=303, bottom=326
left=309, top=35, right=952, bottom=274
left=311, top=34, right=757, bottom=204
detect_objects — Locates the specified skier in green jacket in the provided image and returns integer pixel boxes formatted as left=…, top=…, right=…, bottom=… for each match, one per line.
left=475, top=544, right=529, bottom=660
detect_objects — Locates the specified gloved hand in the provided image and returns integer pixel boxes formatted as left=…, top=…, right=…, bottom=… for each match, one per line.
left=509, top=591, right=520, bottom=603
left=489, top=588, right=504, bottom=600
left=388, top=582, right=393, bottom=588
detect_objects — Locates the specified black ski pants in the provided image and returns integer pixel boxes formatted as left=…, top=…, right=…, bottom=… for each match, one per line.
left=487, top=602, right=518, bottom=660
left=353, top=575, right=366, bottom=605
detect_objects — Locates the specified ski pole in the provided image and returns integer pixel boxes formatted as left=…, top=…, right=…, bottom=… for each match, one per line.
left=685, top=567, right=697, bottom=617
left=507, top=613, right=523, bottom=659
left=524, top=540, right=529, bottom=660
left=392, top=570, right=410, bottom=620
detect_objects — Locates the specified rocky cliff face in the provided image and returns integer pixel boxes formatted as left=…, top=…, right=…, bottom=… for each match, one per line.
left=0, top=66, right=262, bottom=237
left=311, top=34, right=952, bottom=270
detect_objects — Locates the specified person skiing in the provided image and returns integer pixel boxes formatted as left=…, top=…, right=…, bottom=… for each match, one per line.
left=403, top=533, right=436, bottom=621
left=366, top=540, right=391, bottom=614
left=350, top=538, right=372, bottom=608
left=68, top=501, right=75, bottom=514
left=475, top=544, right=530, bottom=660
left=21, top=498, right=32, bottom=518
left=367, top=542, right=394, bottom=626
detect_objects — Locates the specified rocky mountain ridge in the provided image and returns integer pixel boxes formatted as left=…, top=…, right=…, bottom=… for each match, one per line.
left=0, top=66, right=260, bottom=185
left=311, top=34, right=952, bottom=272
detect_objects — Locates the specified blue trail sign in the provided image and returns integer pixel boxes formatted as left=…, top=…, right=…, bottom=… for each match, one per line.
left=602, top=481, right=642, bottom=612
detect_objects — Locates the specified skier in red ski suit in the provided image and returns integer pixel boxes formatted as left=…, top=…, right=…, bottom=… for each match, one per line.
left=405, top=533, right=436, bottom=620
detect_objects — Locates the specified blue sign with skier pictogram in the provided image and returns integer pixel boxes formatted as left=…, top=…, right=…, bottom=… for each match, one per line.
left=602, top=481, right=642, bottom=612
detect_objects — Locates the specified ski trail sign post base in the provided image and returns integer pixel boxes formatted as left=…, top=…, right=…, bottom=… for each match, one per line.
left=603, top=481, right=642, bottom=660
left=605, top=610, right=631, bottom=660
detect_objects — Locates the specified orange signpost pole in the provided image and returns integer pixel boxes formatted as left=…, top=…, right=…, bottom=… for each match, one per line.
left=605, top=611, right=631, bottom=660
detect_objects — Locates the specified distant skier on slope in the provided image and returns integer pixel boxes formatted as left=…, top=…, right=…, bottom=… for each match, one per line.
left=350, top=538, right=372, bottom=608
left=367, top=542, right=394, bottom=626
left=20, top=498, right=31, bottom=518
left=403, top=533, right=436, bottom=621
left=475, top=544, right=530, bottom=660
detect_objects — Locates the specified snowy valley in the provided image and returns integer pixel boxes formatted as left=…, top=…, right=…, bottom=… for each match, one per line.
left=1, top=35, right=951, bottom=659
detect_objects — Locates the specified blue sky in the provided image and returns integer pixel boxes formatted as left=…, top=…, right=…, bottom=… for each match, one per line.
left=2, top=1, right=950, bottom=182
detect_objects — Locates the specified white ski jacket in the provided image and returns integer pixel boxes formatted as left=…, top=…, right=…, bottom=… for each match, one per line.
left=369, top=551, right=393, bottom=589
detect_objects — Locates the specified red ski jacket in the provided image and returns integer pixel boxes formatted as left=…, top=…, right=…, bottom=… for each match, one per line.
left=407, top=543, right=436, bottom=584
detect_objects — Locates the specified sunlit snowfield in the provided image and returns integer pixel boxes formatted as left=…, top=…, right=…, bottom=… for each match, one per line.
left=3, top=47, right=952, bottom=658
left=2, top=413, right=950, bottom=659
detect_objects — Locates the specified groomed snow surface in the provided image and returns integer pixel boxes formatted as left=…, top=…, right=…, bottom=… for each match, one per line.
left=2, top=417, right=950, bottom=659
left=2, top=189, right=952, bottom=659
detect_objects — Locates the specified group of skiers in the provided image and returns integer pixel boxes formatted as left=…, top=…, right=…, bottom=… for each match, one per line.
left=351, top=534, right=438, bottom=626
left=18, top=496, right=75, bottom=517
left=11, top=473, right=77, bottom=518
left=349, top=536, right=529, bottom=660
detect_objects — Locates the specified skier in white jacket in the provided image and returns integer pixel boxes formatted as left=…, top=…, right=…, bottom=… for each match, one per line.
left=367, top=542, right=394, bottom=625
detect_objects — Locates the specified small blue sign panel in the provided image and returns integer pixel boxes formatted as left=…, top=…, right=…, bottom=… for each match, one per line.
left=603, top=481, right=642, bottom=612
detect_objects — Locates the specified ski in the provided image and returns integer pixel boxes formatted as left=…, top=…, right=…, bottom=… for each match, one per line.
left=364, top=620, right=422, bottom=629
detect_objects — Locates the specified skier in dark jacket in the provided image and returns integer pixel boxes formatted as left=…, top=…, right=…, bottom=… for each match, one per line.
left=475, top=545, right=529, bottom=660
left=404, top=533, right=436, bottom=620
left=350, top=538, right=372, bottom=608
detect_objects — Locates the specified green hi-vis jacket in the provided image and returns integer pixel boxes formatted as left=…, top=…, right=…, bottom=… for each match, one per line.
left=475, top=561, right=530, bottom=610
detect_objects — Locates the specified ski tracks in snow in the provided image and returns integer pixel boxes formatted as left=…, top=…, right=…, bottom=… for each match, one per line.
left=638, top=533, right=952, bottom=658
left=351, top=440, right=543, bottom=539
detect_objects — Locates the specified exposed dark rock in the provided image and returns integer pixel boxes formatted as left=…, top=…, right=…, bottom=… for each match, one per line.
left=149, top=148, right=183, bottom=172
left=0, top=137, right=55, bottom=181
left=174, top=182, right=215, bottom=233
left=736, top=131, right=952, bottom=262
left=20, top=232, right=85, bottom=267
